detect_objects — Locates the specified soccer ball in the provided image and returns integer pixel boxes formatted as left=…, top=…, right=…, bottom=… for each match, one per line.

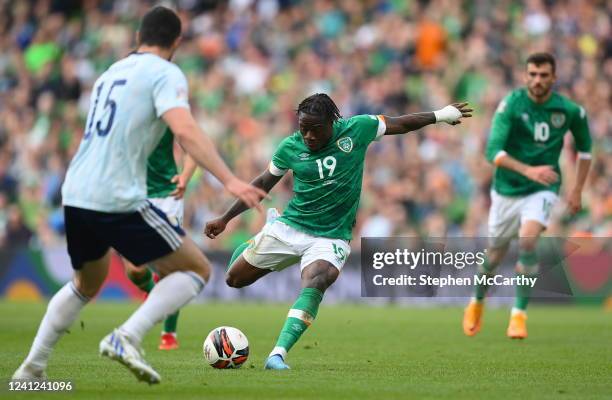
left=202, top=326, right=249, bottom=369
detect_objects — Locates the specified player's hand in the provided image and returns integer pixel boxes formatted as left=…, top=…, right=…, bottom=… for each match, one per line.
left=566, top=189, right=582, bottom=215
left=225, top=177, right=267, bottom=213
left=524, top=165, right=559, bottom=186
left=170, top=173, right=189, bottom=199
left=435, top=102, right=473, bottom=125
left=204, top=217, right=227, bottom=239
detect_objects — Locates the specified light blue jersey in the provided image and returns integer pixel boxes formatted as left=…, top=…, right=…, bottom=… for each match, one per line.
left=62, top=52, right=189, bottom=212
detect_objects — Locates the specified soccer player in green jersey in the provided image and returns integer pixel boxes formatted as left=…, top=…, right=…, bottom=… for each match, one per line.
left=463, top=53, right=592, bottom=339
left=124, top=127, right=197, bottom=350
left=205, top=93, right=472, bottom=369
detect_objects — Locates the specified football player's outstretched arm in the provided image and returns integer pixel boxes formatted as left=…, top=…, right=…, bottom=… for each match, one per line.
left=205, top=170, right=283, bottom=239
left=163, top=107, right=267, bottom=211
left=383, top=102, right=473, bottom=135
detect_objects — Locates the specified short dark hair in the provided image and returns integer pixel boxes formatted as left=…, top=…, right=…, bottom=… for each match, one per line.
left=526, top=52, right=556, bottom=74
left=138, top=6, right=181, bottom=48
left=296, top=93, right=341, bottom=123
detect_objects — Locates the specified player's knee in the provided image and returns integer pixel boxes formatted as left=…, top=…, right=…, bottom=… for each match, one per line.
left=518, top=236, right=538, bottom=252
left=225, top=273, right=246, bottom=288
left=302, top=264, right=339, bottom=292
left=192, top=259, right=211, bottom=283
left=185, top=243, right=212, bottom=282
left=486, top=246, right=507, bottom=268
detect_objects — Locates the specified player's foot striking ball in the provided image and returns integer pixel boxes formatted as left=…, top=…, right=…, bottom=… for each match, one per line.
left=264, top=354, right=290, bottom=370
left=206, top=93, right=472, bottom=368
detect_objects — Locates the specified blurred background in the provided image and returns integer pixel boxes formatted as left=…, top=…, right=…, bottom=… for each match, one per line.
left=0, top=0, right=609, bottom=302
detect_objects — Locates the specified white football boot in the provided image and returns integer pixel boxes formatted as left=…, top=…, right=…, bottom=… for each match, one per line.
left=100, top=329, right=161, bottom=384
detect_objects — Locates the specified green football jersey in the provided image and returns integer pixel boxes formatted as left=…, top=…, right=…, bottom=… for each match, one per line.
left=486, top=88, right=591, bottom=196
left=147, top=128, right=178, bottom=198
left=271, top=115, right=384, bottom=240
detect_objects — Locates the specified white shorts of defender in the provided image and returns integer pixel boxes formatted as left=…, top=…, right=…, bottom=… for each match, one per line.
left=488, top=190, right=558, bottom=249
left=242, top=220, right=351, bottom=272
left=149, top=197, right=184, bottom=227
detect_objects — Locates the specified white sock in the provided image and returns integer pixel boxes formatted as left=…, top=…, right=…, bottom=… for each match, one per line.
left=24, top=281, right=89, bottom=372
left=120, top=271, right=205, bottom=345
left=511, top=307, right=527, bottom=316
left=269, top=346, right=288, bottom=360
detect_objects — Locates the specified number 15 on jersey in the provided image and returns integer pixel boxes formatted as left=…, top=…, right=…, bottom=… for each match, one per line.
left=84, top=79, right=127, bottom=139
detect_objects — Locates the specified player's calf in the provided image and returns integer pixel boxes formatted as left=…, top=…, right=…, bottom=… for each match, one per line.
left=14, top=256, right=107, bottom=379
left=513, top=221, right=544, bottom=316
left=124, top=260, right=156, bottom=294
left=117, top=238, right=208, bottom=354
left=266, top=261, right=338, bottom=369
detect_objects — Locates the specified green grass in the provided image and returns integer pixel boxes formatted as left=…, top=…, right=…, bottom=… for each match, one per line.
left=1, top=301, right=610, bottom=399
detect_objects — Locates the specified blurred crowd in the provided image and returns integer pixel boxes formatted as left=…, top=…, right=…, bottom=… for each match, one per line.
left=0, top=0, right=610, bottom=251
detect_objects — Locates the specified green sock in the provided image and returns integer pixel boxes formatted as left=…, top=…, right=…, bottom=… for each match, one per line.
left=272, top=288, right=324, bottom=358
left=227, top=241, right=250, bottom=272
left=163, top=311, right=180, bottom=334
left=128, top=267, right=155, bottom=293
left=515, top=250, right=538, bottom=311
left=474, top=258, right=494, bottom=302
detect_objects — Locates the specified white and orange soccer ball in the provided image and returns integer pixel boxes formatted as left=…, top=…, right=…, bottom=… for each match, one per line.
left=202, top=326, right=249, bottom=369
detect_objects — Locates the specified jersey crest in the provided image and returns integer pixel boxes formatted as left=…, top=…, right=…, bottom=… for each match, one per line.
left=337, top=137, right=353, bottom=153
left=550, top=112, right=566, bottom=128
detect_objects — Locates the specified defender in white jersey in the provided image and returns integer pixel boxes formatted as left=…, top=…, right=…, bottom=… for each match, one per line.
left=13, top=7, right=265, bottom=385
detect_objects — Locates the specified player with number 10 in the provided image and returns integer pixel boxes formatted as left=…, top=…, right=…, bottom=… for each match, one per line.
left=463, top=52, right=592, bottom=339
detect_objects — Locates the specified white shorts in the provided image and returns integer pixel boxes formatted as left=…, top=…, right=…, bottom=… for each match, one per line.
left=242, top=221, right=351, bottom=272
left=488, top=190, right=558, bottom=248
left=149, top=197, right=184, bottom=227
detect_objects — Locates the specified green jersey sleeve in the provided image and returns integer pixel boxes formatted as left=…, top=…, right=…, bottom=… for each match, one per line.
left=485, top=94, right=514, bottom=163
left=346, top=114, right=386, bottom=146
left=569, top=103, right=592, bottom=154
left=270, top=136, right=293, bottom=176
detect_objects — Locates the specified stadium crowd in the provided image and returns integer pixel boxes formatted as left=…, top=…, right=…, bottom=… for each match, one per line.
left=0, top=0, right=610, bottom=251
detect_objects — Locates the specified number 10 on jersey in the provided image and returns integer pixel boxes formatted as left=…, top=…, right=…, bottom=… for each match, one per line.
left=315, top=156, right=336, bottom=179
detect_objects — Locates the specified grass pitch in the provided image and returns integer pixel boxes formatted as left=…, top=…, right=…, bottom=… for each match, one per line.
left=0, top=301, right=610, bottom=399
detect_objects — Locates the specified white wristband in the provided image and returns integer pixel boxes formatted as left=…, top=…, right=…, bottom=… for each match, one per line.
left=434, top=105, right=462, bottom=124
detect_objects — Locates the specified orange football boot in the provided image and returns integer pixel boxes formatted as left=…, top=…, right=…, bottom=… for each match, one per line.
left=507, top=311, right=528, bottom=339
left=463, top=301, right=484, bottom=336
